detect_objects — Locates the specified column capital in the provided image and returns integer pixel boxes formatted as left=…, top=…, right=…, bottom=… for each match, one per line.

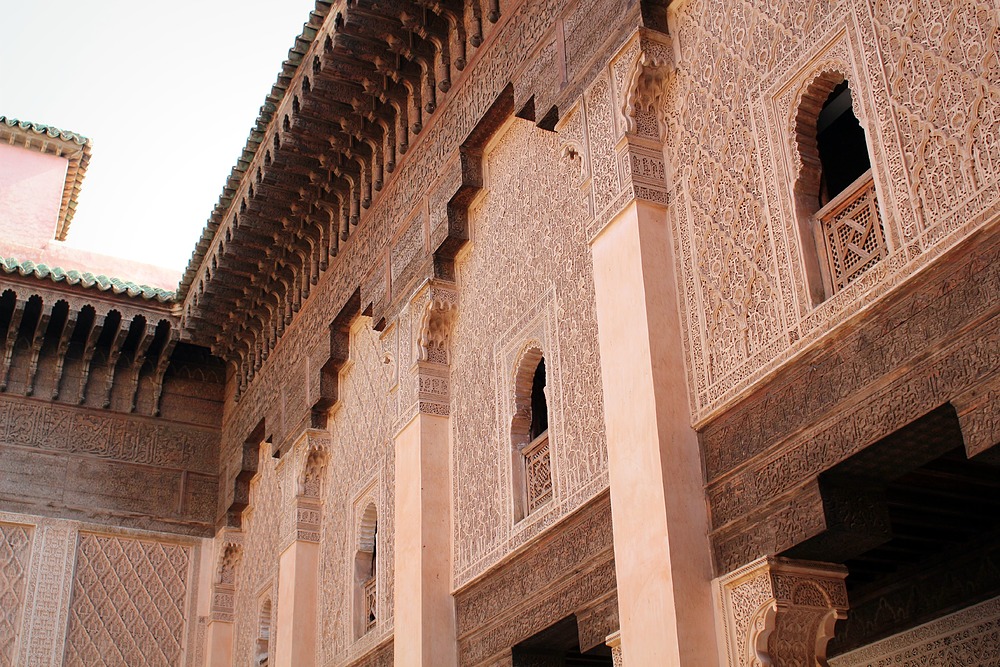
left=414, top=278, right=459, bottom=364
left=716, top=556, right=849, bottom=667
left=398, top=279, right=459, bottom=422
left=210, top=533, right=244, bottom=624
left=610, top=27, right=675, bottom=139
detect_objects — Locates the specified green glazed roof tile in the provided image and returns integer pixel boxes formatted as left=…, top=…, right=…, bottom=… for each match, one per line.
left=0, top=257, right=175, bottom=302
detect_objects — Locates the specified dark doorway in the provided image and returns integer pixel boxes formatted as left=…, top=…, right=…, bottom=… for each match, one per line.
left=512, top=616, right=614, bottom=666
left=781, top=404, right=1000, bottom=655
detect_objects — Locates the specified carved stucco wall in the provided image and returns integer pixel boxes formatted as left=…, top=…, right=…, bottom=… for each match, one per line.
left=640, top=0, right=1000, bottom=422
left=317, top=319, right=395, bottom=666
left=0, top=512, right=201, bottom=667
left=230, top=443, right=281, bottom=667
left=451, top=118, right=608, bottom=587
left=0, top=522, right=31, bottom=667
left=64, top=533, right=194, bottom=667
left=226, top=319, right=396, bottom=667
left=830, top=594, right=1000, bottom=667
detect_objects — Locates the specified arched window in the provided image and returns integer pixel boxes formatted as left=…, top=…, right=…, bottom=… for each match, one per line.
left=816, top=82, right=870, bottom=206
left=511, top=346, right=553, bottom=522
left=354, top=503, right=378, bottom=637
left=256, top=598, right=271, bottom=666
left=793, top=73, right=887, bottom=302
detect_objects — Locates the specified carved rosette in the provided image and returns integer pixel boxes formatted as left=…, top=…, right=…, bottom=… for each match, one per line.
left=211, top=531, right=244, bottom=624
left=409, top=279, right=459, bottom=418
left=716, top=556, right=849, bottom=667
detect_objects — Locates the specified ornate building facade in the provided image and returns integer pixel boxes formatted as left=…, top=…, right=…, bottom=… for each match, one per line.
left=0, top=0, right=998, bottom=665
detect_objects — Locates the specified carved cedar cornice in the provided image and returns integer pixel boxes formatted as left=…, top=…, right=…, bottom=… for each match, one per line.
left=0, top=279, right=189, bottom=416
left=716, top=557, right=848, bottom=667
left=178, top=1, right=506, bottom=392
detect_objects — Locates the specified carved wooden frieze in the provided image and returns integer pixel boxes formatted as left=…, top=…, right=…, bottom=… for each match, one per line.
left=456, top=492, right=616, bottom=666
left=704, top=223, right=1000, bottom=572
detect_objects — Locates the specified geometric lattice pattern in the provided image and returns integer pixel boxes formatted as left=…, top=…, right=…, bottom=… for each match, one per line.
left=819, top=173, right=887, bottom=293
left=0, top=523, right=32, bottom=667
left=524, top=434, right=554, bottom=514
left=817, top=172, right=887, bottom=293
left=64, top=534, right=190, bottom=667
left=364, top=577, right=377, bottom=633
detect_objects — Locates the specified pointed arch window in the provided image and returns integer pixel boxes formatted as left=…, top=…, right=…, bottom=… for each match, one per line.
left=793, top=74, right=888, bottom=302
left=511, top=347, right=553, bottom=522
left=354, top=503, right=378, bottom=637
left=256, top=598, right=271, bottom=666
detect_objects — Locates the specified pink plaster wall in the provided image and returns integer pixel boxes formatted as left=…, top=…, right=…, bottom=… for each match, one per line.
left=1, top=239, right=180, bottom=289
left=0, top=144, right=179, bottom=289
left=0, top=143, right=66, bottom=246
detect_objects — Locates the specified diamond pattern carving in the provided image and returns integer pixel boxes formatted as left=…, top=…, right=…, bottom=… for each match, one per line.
left=64, top=533, right=191, bottom=667
left=0, top=523, right=31, bottom=667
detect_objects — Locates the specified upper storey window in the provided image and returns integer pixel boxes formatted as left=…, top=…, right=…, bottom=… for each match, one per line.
left=794, top=76, right=888, bottom=301
left=512, top=349, right=553, bottom=522
left=817, top=82, right=871, bottom=205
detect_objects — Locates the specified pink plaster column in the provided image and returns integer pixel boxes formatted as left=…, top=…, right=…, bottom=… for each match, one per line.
left=204, top=622, right=235, bottom=667
left=589, top=197, right=720, bottom=665
left=393, top=280, right=458, bottom=666
left=274, top=539, right=320, bottom=667
left=274, top=432, right=328, bottom=667
left=205, top=536, right=243, bottom=667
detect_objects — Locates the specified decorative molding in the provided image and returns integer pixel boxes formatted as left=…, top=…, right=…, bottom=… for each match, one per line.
left=830, top=594, right=1000, bottom=667
left=715, top=556, right=848, bottom=667
left=415, top=279, right=459, bottom=364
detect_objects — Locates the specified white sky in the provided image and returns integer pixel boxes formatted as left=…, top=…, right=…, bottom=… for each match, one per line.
left=0, top=0, right=318, bottom=273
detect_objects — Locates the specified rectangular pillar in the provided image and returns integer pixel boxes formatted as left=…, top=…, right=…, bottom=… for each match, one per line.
left=589, top=199, right=720, bottom=665
left=274, top=538, right=320, bottom=667
left=203, top=621, right=234, bottom=667
left=393, top=409, right=458, bottom=666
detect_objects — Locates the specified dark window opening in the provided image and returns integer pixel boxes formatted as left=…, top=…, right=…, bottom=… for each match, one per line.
left=816, top=82, right=870, bottom=206
left=529, top=358, right=547, bottom=440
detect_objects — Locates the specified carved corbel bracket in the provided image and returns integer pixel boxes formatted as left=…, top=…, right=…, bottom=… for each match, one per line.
left=293, top=428, right=332, bottom=498
left=614, top=28, right=675, bottom=140
left=716, top=556, right=848, bottom=667
left=210, top=532, right=244, bottom=623
left=416, top=279, right=459, bottom=364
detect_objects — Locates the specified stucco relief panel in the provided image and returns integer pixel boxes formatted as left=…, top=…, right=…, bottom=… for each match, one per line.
left=0, top=522, right=31, bottom=667
left=63, top=532, right=194, bottom=667
left=657, top=0, right=1000, bottom=421
left=451, top=118, right=607, bottom=588
left=318, top=319, right=395, bottom=666
left=231, top=440, right=281, bottom=667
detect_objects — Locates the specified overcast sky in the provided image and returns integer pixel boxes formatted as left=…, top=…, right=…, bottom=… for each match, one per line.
left=1, top=0, right=318, bottom=273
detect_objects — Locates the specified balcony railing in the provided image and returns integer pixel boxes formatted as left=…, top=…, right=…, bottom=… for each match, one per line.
left=364, top=577, right=377, bottom=632
left=814, top=169, right=887, bottom=294
left=524, top=432, right=553, bottom=514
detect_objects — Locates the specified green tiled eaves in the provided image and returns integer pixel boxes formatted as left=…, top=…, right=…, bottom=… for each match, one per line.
left=0, top=257, right=175, bottom=302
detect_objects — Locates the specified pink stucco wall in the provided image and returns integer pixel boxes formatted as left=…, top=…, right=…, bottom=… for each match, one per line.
left=0, top=143, right=66, bottom=246
left=0, top=143, right=180, bottom=289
